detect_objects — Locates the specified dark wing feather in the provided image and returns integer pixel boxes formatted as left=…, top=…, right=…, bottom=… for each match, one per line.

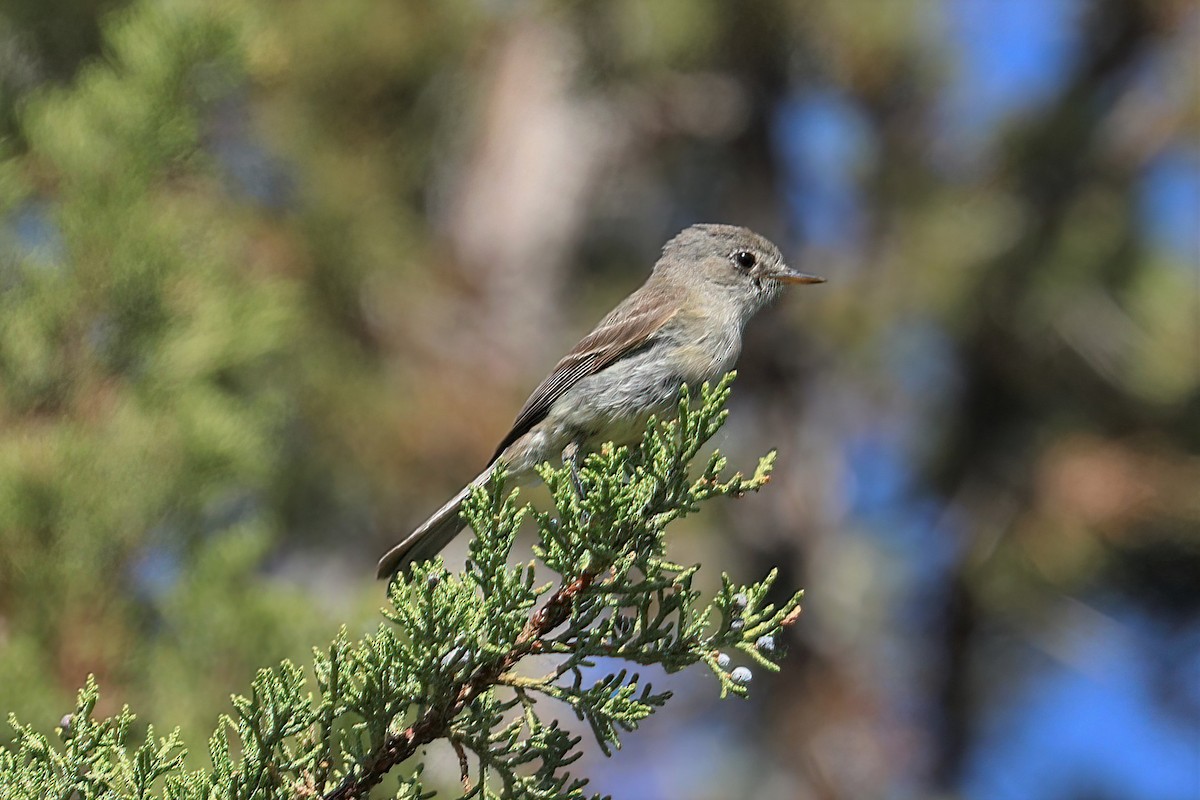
left=489, top=287, right=678, bottom=463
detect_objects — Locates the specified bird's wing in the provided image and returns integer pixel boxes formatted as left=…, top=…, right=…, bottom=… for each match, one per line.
left=489, top=287, right=679, bottom=463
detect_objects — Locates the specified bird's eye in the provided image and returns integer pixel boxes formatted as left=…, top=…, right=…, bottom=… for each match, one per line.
left=733, top=251, right=756, bottom=269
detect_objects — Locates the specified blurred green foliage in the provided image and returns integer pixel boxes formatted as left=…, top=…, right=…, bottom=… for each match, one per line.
left=0, top=0, right=334, bottom=747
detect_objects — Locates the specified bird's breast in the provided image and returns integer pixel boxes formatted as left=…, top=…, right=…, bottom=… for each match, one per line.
left=667, top=311, right=742, bottom=381
left=554, top=319, right=739, bottom=427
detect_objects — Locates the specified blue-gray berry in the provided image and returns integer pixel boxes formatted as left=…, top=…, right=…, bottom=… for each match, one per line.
left=730, top=618, right=744, bottom=632
left=730, top=666, right=752, bottom=684
left=732, top=592, right=749, bottom=610
left=441, top=647, right=466, bottom=669
left=716, top=652, right=731, bottom=669
left=755, top=635, right=776, bottom=654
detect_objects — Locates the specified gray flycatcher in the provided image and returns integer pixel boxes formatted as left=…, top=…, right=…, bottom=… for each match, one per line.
left=376, top=223, right=824, bottom=578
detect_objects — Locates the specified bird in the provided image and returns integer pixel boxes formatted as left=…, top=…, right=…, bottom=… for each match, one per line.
left=376, top=223, right=824, bottom=578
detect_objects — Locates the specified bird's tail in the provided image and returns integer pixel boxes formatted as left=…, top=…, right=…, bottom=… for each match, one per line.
left=375, top=467, right=493, bottom=579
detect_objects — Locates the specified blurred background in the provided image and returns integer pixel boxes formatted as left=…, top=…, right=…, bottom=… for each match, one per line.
left=0, top=0, right=1196, bottom=798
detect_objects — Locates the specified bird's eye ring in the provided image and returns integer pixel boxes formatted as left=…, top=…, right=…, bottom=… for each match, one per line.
left=733, top=251, right=756, bottom=270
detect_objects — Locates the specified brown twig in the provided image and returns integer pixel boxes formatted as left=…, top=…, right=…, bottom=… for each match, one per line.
left=780, top=602, right=804, bottom=628
left=321, top=570, right=597, bottom=800
left=450, top=737, right=471, bottom=794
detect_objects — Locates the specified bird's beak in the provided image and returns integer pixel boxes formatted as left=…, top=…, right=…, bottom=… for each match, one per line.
left=771, top=267, right=826, bottom=285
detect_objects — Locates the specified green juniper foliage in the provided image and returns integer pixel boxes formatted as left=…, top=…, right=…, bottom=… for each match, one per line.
left=0, top=376, right=804, bottom=799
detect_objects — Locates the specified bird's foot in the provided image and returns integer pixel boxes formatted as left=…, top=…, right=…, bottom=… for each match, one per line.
left=562, top=442, right=592, bottom=525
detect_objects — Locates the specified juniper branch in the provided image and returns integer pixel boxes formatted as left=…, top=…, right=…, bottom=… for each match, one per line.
left=1, top=374, right=806, bottom=800
left=322, top=569, right=602, bottom=800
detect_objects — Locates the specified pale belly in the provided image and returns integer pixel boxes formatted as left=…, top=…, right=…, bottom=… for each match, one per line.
left=506, top=328, right=739, bottom=473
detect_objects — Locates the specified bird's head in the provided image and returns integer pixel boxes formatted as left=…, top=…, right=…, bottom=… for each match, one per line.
left=657, top=224, right=824, bottom=316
